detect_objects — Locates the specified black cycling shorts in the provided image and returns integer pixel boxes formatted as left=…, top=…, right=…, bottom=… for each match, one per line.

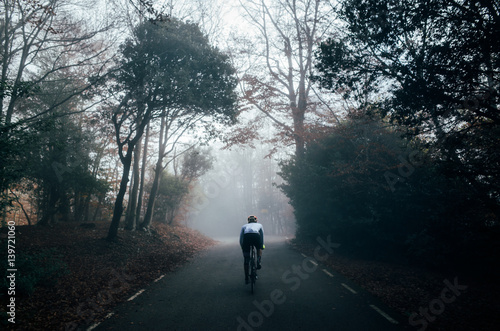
left=242, top=233, right=263, bottom=255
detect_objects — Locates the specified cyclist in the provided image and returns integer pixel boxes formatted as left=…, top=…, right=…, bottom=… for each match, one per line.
left=240, top=215, right=264, bottom=284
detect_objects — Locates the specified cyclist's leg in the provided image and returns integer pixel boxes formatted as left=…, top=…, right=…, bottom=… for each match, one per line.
left=242, top=234, right=251, bottom=283
left=257, top=232, right=263, bottom=256
left=248, top=233, right=262, bottom=269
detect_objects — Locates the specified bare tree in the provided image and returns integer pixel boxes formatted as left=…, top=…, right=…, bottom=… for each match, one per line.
left=140, top=108, right=203, bottom=230
left=0, top=0, right=118, bottom=220
left=231, top=0, right=335, bottom=157
left=163, top=0, right=228, bottom=44
left=0, top=0, right=113, bottom=127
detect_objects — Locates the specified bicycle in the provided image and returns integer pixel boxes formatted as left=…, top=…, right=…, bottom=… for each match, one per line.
left=249, top=244, right=258, bottom=293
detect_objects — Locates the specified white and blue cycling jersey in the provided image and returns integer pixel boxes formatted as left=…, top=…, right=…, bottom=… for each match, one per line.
left=239, top=222, right=264, bottom=247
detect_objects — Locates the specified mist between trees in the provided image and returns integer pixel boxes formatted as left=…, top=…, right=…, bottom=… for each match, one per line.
left=1, top=0, right=499, bottom=271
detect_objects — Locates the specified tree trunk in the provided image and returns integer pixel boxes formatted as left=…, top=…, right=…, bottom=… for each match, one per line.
left=135, top=123, right=149, bottom=225
left=293, top=115, right=305, bottom=157
left=141, top=162, right=162, bottom=230
left=140, top=114, right=167, bottom=230
left=59, top=191, right=71, bottom=222
left=294, top=78, right=307, bottom=158
left=92, top=192, right=105, bottom=222
left=82, top=190, right=92, bottom=222
left=38, top=185, right=59, bottom=226
left=125, top=134, right=142, bottom=230
left=74, top=191, right=84, bottom=223
left=107, top=150, right=133, bottom=240
left=167, top=206, right=176, bottom=225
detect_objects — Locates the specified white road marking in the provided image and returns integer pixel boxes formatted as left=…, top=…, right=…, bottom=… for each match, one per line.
left=301, top=253, right=308, bottom=258
left=86, top=311, right=115, bottom=330
left=127, top=289, right=145, bottom=301
left=322, top=269, right=334, bottom=277
left=369, top=305, right=399, bottom=324
left=154, top=275, right=165, bottom=282
left=87, top=323, right=100, bottom=331
left=341, top=283, right=357, bottom=294
left=309, top=260, right=318, bottom=266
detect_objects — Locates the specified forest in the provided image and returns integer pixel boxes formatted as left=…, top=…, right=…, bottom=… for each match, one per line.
left=1, top=0, right=499, bottom=267
left=0, top=0, right=499, bottom=328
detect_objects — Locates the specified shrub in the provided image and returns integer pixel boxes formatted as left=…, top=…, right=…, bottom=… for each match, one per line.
left=279, top=115, right=495, bottom=267
left=1, top=248, right=69, bottom=296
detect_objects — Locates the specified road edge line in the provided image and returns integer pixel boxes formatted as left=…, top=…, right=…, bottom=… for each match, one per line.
left=341, top=283, right=357, bottom=294
left=369, top=304, right=399, bottom=324
left=127, top=289, right=145, bottom=301
left=322, top=269, right=334, bottom=277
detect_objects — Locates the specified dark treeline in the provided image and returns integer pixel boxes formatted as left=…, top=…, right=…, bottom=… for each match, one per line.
left=280, top=115, right=498, bottom=268
left=280, top=0, right=499, bottom=269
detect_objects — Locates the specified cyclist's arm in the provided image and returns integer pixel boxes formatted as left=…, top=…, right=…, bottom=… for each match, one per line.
left=239, top=226, right=245, bottom=248
left=259, top=227, right=264, bottom=247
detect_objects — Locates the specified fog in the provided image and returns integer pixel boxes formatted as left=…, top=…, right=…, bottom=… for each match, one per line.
left=186, top=146, right=295, bottom=240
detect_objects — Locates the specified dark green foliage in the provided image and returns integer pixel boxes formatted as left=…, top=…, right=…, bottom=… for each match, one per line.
left=280, top=118, right=407, bottom=248
left=117, top=18, right=238, bottom=124
left=279, top=115, right=490, bottom=266
left=32, top=116, right=110, bottom=225
left=315, top=0, right=500, bottom=216
left=317, top=0, right=499, bottom=114
left=308, top=0, right=500, bottom=266
left=1, top=77, right=111, bottom=221
left=0, top=248, right=69, bottom=296
left=0, top=120, right=51, bottom=209
left=110, top=18, right=237, bottom=236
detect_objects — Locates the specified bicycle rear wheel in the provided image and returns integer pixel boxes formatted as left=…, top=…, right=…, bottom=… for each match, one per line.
left=250, top=246, right=256, bottom=293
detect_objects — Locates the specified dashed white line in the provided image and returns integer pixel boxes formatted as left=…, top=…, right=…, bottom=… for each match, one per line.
left=154, top=275, right=165, bottom=282
left=87, top=323, right=100, bottom=331
left=369, top=305, right=399, bottom=324
left=86, top=312, right=115, bottom=331
left=341, top=283, right=357, bottom=294
left=127, top=289, right=145, bottom=301
left=299, top=250, right=397, bottom=327
left=322, top=269, right=334, bottom=277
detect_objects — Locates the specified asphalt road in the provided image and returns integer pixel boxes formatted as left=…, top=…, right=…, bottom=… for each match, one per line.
left=93, top=236, right=411, bottom=331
